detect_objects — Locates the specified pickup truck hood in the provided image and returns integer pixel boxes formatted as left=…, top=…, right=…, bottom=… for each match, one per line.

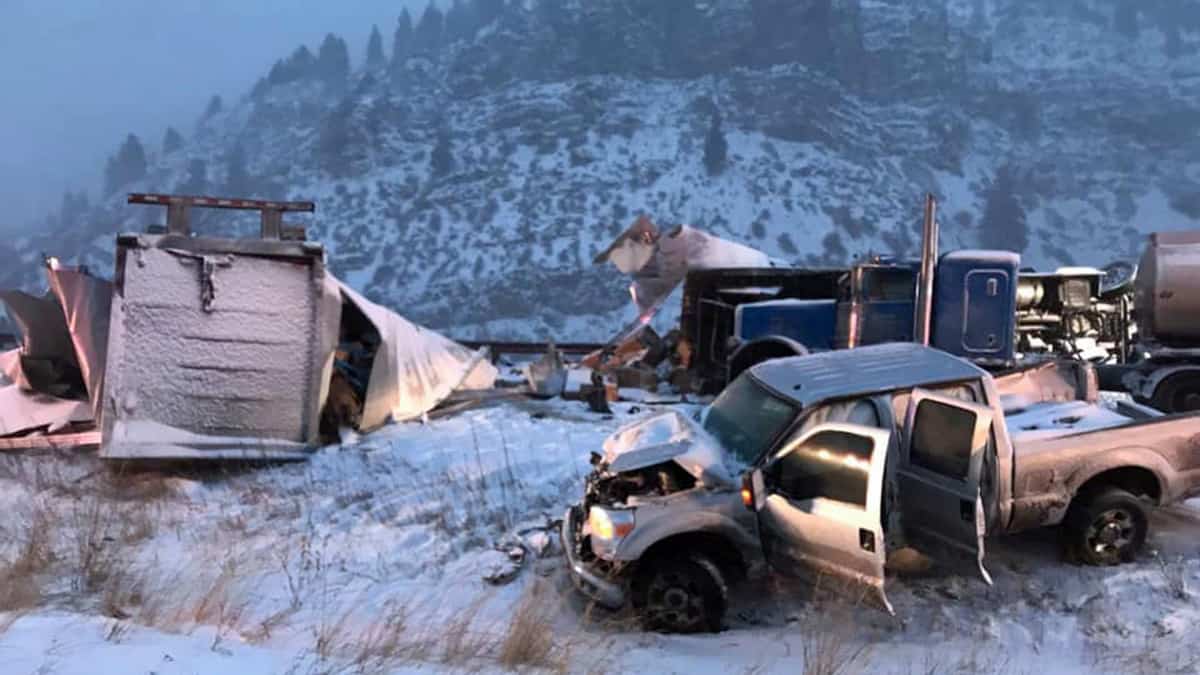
left=600, top=411, right=734, bottom=487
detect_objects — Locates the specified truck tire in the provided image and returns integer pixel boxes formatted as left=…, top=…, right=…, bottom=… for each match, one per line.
left=1063, top=487, right=1149, bottom=566
left=1151, top=372, right=1200, bottom=414
left=727, top=338, right=808, bottom=384
left=633, top=553, right=727, bottom=633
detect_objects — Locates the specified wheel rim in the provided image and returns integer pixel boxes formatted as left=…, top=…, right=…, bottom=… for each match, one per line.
left=645, top=569, right=705, bottom=630
left=1174, top=387, right=1200, bottom=412
left=1085, top=508, right=1137, bottom=563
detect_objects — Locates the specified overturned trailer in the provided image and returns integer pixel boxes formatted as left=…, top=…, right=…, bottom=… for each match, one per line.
left=593, top=198, right=1128, bottom=396
left=2, top=193, right=496, bottom=460
left=100, top=194, right=336, bottom=459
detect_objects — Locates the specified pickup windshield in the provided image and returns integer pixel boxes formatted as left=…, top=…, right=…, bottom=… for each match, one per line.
left=703, top=374, right=798, bottom=466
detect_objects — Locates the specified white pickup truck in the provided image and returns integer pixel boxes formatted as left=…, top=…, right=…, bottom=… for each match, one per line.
left=562, top=343, right=1200, bottom=631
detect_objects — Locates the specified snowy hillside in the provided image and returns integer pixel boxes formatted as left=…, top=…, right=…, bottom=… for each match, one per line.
left=4, top=0, right=1200, bottom=340
left=1, top=399, right=1198, bottom=674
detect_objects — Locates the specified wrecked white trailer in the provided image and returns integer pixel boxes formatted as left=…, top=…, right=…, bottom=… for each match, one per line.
left=4, top=193, right=495, bottom=461
left=100, top=193, right=496, bottom=460
left=0, top=261, right=110, bottom=450
left=100, top=215, right=337, bottom=460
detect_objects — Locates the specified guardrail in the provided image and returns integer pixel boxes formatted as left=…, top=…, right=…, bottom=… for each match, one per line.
left=454, top=340, right=603, bottom=363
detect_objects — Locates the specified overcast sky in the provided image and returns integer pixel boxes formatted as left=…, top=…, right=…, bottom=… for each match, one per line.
left=0, top=0, right=427, bottom=232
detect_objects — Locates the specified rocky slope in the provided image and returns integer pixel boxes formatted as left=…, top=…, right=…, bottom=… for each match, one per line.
left=4, top=0, right=1199, bottom=340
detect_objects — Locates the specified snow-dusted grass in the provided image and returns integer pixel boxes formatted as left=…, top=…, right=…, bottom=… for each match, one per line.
left=1, top=399, right=1199, bottom=674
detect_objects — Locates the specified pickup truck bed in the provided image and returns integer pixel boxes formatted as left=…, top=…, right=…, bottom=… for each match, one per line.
left=1006, top=400, right=1155, bottom=442
left=1008, top=411, right=1200, bottom=532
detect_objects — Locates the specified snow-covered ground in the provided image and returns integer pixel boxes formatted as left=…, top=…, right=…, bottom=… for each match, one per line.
left=1, top=398, right=1198, bottom=674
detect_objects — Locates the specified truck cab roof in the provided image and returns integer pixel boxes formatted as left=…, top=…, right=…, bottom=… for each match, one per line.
left=749, top=342, right=988, bottom=408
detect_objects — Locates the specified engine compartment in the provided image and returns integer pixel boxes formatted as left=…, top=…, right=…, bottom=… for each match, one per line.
left=584, top=460, right=698, bottom=508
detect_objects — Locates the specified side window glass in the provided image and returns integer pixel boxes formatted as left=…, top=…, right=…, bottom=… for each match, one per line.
left=909, top=400, right=976, bottom=480
left=862, top=268, right=916, bottom=301
left=894, top=385, right=977, bottom=433
left=769, top=430, right=874, bottom=508
left=843, top=399, right=881, bottom=427
left=795, top=399, right=881, bottom=437
left=932, top=384, right=977, bottom=403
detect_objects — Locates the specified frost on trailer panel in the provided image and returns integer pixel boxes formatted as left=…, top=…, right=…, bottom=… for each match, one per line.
left=100, top=233, right=336, bottom=461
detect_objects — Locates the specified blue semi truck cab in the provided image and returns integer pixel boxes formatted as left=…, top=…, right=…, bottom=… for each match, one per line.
left=680, top=250, right=1021, bottom=392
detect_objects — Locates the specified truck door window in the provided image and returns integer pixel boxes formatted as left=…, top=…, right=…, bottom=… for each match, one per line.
left=795, top=399, right=881, bottom=437
left=909, top=399, right=975, bottom=480
left=768, top=430, right=873, bottom=508
left=892, top=384, right=977, bottom=429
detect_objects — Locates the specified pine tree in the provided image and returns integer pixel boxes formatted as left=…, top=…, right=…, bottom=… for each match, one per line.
left=225, top=142, right=250, bottom=194
left=203, top=95, right=223, bottom=120
left=103, top=134, right=148, bottom=195
left=180, top=159, right=208, bottom=194
left=59, top=190, right=89, bottom=227
left=703, top=108, right=728, bottom=176
left=250, top=76, right=270, bottom=98
left=980, top=166, right=1028, bottom=253
left=317, top=98, right=363, bottom=178
left=835, top=0, right=871, bottom=85
left=431, top=128, right=453, bottom=178
left=366, top=25, right=386, bottom=69
left=391, top=10, right=414, bottom=75
left=445, top=0, right=475, bottom=43
left=968, top=0, right=994, bottom=65
left=414, top=3, right=445, bottom=53
left=316, top=34, right=351, bottom=88
left=471, top=0, right=506, bottom=27
left=1114, top=1, right=1139, bottom=39
left=162, top=126, right=184, bottom=154
left=270, top=46, right=317, bottom=85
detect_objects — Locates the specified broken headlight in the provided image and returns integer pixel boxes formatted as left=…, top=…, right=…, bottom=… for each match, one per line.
left=587, top=506, right=635, bottom=542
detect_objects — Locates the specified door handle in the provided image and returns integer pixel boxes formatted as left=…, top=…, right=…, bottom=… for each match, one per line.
left=859, top=528, right=876, bottom=553
left=960, top=499, right=973, bottom=523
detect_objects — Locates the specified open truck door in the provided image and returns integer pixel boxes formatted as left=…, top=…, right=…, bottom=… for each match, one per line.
left=897, top=389, right=994, bottom=584
left=748, top=422, right=893, bottom=614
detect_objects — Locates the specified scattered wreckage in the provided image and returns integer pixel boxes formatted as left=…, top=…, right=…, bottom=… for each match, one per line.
left=581, top=199, right=1200, bottom=419
left=0, top=193, right=496, bottom=460
left=586, top=197, right=1107, bottom=397
left=563, top=343, right=1200, bottom=632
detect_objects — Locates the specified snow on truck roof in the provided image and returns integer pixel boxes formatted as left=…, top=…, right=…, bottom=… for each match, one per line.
left=749, top=343, right=987, bottom=408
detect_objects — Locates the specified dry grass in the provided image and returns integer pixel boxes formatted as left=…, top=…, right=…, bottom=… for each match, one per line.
left=103, top=619, right=130, bottom=643
left=100, top=559, right=253, bottom=644
left=99, top=469, right=172, bottom=502
left=0, top=500, right=56, bottom=613
left=191, top=558, right=250, bottom=651
left=499, top=579, right=562, bottom=671
left=1155, top=553, right=1191, bottom=600
left=244, top=606, right=297, bottom=645
left=293, top=587, right=577, bottom=674
left=65, top=495, right=126, bottom=593
left=439, top=595, right=497, bottom=667
left=313, top=609, right=352, bottom=663
left=349, top=598, right=418, bottom=675
left=799, top=604, right=871, bottom=675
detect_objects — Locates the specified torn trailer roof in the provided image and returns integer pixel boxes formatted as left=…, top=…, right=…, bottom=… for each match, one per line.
left=0, top=262, right=110, bottom=451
